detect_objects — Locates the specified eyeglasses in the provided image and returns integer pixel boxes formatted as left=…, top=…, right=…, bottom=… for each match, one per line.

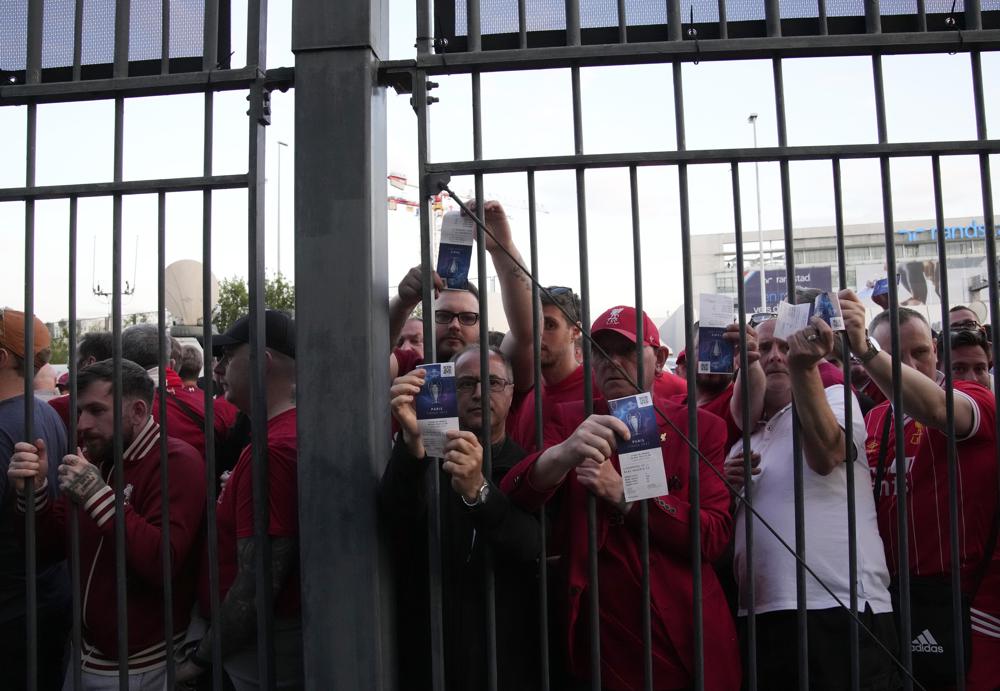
left=951, top=319, right=983, bottom=332
left=455, top=375, right=513, bottom=393
left=749, top=312, right=776, bottom=328
left=434, top=310, right=479, bottom=326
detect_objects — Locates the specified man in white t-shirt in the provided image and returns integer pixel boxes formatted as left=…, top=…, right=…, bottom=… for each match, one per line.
left=726, top=315, right=898, bottom=691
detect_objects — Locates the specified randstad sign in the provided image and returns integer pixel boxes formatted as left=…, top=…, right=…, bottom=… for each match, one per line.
left=896, top=219, right=1000, bottom=243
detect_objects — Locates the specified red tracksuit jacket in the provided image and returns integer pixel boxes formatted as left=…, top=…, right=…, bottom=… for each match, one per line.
left=501, top=394, right=741, bottom=691
left=20, top=418, right=205, bottom=674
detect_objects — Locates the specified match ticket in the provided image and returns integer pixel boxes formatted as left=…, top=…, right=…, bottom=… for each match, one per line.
left=436, top=211, right=476, bottom=289
left=812, top=291, right=845, bottom=331
left=608, top=392, right=669, bottom=502
left=774, top=300, right=811, bottom=341
left=415, top=363, right=459, bottom=458
left=697, top=293, right=736, bottom=374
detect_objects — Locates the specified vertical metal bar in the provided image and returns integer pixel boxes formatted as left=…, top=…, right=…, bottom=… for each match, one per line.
left=204, top=0, right=220, bottom=69
left=917, top=0, right=927, bottom=32
left=872, top=52, right=912, bottom=690
left=718, top=0, right=728, bottom=40
left=930, top=155, right=966, bottom=690
left=570, top=62, right=600, bottom=691
left=667, top=0, right=682, bottom=41
left=764, top=0, right=781, bottom=38
left=111, top=93, right=129, bottom=691
left=518, top=0, right=527, bottom=48
left=72, top=0, right=84, bottom=80
left=202, top=87, right=224, bottom=691
left=468, top=0, right=481, bottom=50
left=731, top=164, right=756, bottom=691
left=470, top=57, right=498, bottom=690
left=673, top=57, right=704, bottom=691
left=292, top=0, right=390, bottom=684
left=112, top=4, right=131, bottom=683
left=161, top=0, right=170, bottom=74
left=773, top=56, right=809, bottom=691
left=156, top=193, right=175, bottom=689
left=629, top=166, right=653, bottom=691
left=617, top=0, right=628, bottom=43
left=527, top=171, right=551, bottom=691
left=832, top=158, right=861, bottom=691
left=865, top=0, right=881, bottom=34
left=970, top=51, right=1000, bottom=571
left=817, top=0, right=828, bottom=34
left=566, top=0, right=581, bottom=46
left=247, top=0, right=274, bottom=686
left=413, top=1, right=446, bottom=682
left=68, top=197, right=83, bottom=691
left=23, top=3, right=43, bottom=689
left=965, top=0, right=982, bottom=30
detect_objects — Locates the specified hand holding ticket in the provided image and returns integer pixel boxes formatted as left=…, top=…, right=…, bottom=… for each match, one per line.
left=415, top=363, right=460, bottom=457
left=607, top=393, right=669, bottom=502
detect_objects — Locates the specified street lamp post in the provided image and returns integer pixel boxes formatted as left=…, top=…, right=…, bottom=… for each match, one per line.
left=747, top=113, right=767, bottom=313
left=277, top=140, right=289, bottom=277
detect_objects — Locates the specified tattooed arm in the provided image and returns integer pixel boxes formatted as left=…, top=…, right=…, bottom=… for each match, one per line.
left=190, top=536, right=298, bottom=668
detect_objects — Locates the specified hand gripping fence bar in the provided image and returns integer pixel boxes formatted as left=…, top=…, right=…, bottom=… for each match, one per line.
left=436, top=181, right=930, bottom=691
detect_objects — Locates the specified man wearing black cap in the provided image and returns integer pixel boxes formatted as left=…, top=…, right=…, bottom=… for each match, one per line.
left=176, top=310, right=302, bottom=690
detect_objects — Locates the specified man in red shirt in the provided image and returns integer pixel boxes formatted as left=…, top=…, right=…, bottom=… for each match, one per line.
left=176, top=310, right=301, bottom=689
left=8, top=358, right=205, bottom=688
left=48, top=331, right=113, bottom=430
left=501, top=306, right=740, bottom=690
left=507, top=286, right=599, bottom=452
left=671, top=321, right=763, bottom=452
left=939, top=327, right=992, bottom=390
left=841, top=292, right=999, bottom=690
left=122, top=324, right=228, bottom=460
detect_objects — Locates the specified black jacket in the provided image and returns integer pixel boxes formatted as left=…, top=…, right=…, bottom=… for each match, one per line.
left=380, top=434, right=543, bottom=691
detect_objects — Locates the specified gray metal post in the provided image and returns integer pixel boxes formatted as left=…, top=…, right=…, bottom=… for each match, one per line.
left=292, top=0, right=391, bottom=688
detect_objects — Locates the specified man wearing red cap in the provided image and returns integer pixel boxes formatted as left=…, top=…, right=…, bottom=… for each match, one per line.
left=501, top=306, right=740, bottom=690
left=0, top=308, right=71, bottom=690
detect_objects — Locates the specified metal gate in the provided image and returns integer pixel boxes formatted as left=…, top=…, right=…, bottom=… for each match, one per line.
left=3, top=0, right=1000, bottom=690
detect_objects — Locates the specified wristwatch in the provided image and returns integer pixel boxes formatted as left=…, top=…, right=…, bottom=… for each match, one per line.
left=461, top=480, right=490, bottom=508
left=857, top=335, right=882, bottom=364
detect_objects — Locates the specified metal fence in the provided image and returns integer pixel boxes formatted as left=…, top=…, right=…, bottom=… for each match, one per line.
left=3, top=0, right=999, bottom=690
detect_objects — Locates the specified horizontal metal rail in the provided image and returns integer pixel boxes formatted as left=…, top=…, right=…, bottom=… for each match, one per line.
left=0, top=67, right=293, bottom=106
left=422, top=140, right=1000, bottom=177
left=378, top=29, right=1000, bottom=79
left=0, top=174, right=248, bottom=201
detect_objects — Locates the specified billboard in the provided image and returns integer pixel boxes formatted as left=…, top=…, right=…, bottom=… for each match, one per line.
left=1, top=0, right=230, bottom=83
left=743, top=266, right=832, bottom=313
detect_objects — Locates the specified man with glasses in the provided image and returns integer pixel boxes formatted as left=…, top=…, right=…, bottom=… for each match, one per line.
left=388, top=201, right=536, bottom=398
left=839, top=291, right=1000, bottom=690
left=380, top=344, right=541, bottom=690
left=502, top=306, right=740, bottom=690
left=949, top=304, right=985, bottom=333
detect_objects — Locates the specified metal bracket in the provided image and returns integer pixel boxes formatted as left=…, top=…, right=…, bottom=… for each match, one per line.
left=263, top=66, right=295, bottom=92
left=423, top=172, right=452, bottom=196
left=376, top=61, right=415, bottom=94
left=246, top=68, right=295, bottom=127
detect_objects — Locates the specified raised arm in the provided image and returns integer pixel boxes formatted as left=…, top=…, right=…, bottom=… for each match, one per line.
left=472, top=200, right=538, bottom=394
left=839, top=289, right=976, bottom=437
left=787, top=317, right=847, bottom=475
left=726, top=323, right=765, bottom=430
left=388, top=265, right=443, bottom=350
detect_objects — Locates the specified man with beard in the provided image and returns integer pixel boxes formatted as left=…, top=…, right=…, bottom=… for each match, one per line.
left=380, top=345, right=541, bottom=690
left=389, top=201, right=535, bottom=400
left=8, top=358, right=205, bottom=689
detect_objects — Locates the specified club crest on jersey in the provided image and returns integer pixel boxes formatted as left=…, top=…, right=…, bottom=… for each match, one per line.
left=123, top=483, right=134, bottom=505
left=910, top=422, right=924, bottom=446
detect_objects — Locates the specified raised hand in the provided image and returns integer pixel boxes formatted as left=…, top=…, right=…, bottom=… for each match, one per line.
left=390, top=369, right=427, bottom=458
left=58, top=448, right=107, bottom=505
left=441, top=430, right=485, bottom=501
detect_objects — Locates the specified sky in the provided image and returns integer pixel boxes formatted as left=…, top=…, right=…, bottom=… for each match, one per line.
left=1, top=1, right=998, bottom=328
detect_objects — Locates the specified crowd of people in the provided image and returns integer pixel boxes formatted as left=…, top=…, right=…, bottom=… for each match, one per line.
left=1, top=308, right=298, bottom=690
left=0, top=198, right=997, bottom=690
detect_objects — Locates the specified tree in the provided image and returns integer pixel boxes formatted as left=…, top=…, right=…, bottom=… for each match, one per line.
left=214, top=275, right=295, bottom=333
